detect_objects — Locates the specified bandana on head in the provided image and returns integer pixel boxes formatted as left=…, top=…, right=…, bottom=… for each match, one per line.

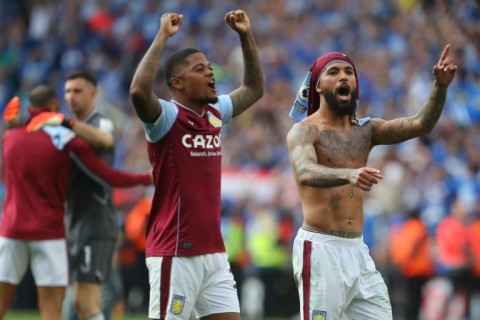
left=289, top=52, right=360, bottom=123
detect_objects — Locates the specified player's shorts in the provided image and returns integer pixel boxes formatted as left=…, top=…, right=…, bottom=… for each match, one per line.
left=0, top=236, right=68, bottom=286
left=293, top=228, right=392, bottom=320
left=146, top=252, right=240, bottom=320
left=70, top=238, right=116, bottom=283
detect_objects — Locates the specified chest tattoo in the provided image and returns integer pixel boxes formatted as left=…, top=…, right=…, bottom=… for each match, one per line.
left=315, top=129, right=370, bottom=164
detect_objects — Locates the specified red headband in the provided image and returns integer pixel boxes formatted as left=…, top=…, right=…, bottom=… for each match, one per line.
left=307, top=52, right=359, bottom=116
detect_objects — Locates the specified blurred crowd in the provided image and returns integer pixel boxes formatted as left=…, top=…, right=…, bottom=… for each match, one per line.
left=1, top=0, right=479, bottom=319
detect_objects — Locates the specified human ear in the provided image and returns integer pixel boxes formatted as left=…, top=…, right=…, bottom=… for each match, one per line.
left=170, top=77, right=184, bottom=90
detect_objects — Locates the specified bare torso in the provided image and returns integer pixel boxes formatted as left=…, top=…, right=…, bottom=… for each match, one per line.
left=292, top=118, right=374, bottom=238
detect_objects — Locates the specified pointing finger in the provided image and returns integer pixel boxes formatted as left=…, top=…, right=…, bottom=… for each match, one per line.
left=437, top=44, right=450, bottom=66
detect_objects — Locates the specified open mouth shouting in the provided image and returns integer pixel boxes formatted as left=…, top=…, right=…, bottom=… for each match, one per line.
left=208, top=79, right=216, bottom=92
left=337, top=83, right=351, bottom=102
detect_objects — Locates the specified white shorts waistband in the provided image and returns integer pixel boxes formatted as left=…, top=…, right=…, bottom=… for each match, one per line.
left=296, top=227, right=364, bottom=247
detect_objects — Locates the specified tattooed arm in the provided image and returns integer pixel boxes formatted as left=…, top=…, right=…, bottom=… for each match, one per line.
left=225, top=10, right=265, bottom=118
left=130, top=13, right=183, bottom=123
left=372, top=44, right=458, bottom=146
left=287, top=122, right=382, bottom=191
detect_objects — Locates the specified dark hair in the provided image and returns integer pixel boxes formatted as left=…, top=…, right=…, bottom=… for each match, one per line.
left=407, top=208, right=421, bottom=219
left=29, top=85, right=57, bottom=108
left=164, top=48, right=201, bottom=88
left=66, top=70, right=97, bottom=86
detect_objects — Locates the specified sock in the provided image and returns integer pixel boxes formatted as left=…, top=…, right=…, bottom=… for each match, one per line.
left=86, top=314, right=105, bottom=320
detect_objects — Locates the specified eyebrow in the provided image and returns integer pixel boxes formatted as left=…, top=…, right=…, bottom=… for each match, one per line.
left=191, top=61, right=212, bottom=69
left=326, top=65, right=353, bottom=72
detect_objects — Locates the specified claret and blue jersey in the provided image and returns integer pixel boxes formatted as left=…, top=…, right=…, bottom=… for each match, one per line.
left=142, top=95, right=233, bottom=257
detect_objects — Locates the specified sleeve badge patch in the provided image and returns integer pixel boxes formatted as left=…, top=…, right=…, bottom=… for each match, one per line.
left=208, top=112, right=222, bottom=128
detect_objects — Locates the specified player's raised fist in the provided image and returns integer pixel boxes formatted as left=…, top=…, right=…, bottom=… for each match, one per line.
left=160, top=13, right=183, bottom=37
left=225, top=10, right=250, bottom=33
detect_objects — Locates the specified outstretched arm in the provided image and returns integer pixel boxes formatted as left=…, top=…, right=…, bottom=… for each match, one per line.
left=68, top=120, right=114, bottom=149
left=372, top=44, right=458, bottom=145
left=69, top=138, right=152, bottom=187
left=130, top=13, right=183, bottom=123
left=225, top=10, right=264, bottom=118
left=287, top=122, right=382, bottom=191
left=25, top=112, right=114, bottom=149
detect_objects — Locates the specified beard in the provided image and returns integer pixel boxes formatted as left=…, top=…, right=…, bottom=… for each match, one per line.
left=198, top=96, right=219, bottom=105
left=323, top=88, right=357, bottom=116
left=206, top=96, right=219, bottom=104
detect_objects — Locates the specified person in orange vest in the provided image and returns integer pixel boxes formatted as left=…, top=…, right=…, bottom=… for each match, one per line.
left=124, top=196, right=152, bottom=253
left=435, top=198, right=472, bottom=319
left=467, top=201, right=480, bottom=319
left=121, top=194, right=153, bottom=313
left=389, top=208, right=435, bottom=320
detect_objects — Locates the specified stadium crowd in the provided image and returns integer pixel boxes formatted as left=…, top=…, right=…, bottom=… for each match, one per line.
left=0, top=0, right=479, bottom=319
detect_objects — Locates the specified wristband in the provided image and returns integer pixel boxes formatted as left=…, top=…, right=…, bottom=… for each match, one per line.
left=61, top=118, right=75, bottom=129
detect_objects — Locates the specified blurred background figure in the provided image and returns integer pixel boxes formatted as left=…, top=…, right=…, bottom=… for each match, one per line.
left=121, top=190, right=152, bottom=314
left=389, top=208, right=435, bottom=320
left=433, top=198, right=471, bottom=319
left=467, top=200, right=480, bottom=319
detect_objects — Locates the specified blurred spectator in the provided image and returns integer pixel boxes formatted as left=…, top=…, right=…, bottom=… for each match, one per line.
left=221, top=200, right=249, bottom=305
left=121, top=193, right=152, bottom=313
left=467, top=200, right=480, bottom=319
left=389, top=208, right=435, bottom=320
left=244, top=203, right=297, bottom=318
left=434, top=198, right=471, bottom=319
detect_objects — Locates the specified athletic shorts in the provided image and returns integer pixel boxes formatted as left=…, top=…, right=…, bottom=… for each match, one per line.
left=0, top=236, right=68, bottom=286
left=293, top=228, right=392, bottom=320
left=70, top=238, right=116, bottom=283
left=146, top=252, right=240, bottom=320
